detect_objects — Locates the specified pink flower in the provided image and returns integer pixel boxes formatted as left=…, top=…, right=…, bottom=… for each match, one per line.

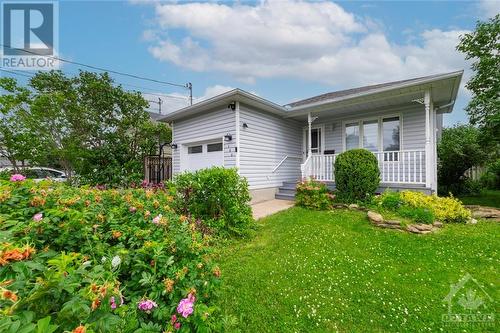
left=33, top=213, right=43, bottom=222
left=174, top=322, right=181, bottom=330
left=10, top=174, right=26, bottom=182
left=170, top=314, right=177, bottom=324
left=177, top=293, right=195, bottom=318
left=129, top=206, right=137, bottom=213
left=137, top=299, right=157, bottom=312
left=110, top=296, right=117, bottom=310
left=152, top=214, right=162, bottom=224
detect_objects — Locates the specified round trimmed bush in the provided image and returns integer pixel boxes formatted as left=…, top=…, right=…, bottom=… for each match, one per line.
left=334, top=149, right=380, bottom=202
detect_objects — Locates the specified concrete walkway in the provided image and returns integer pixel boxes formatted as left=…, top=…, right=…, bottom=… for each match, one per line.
left=252, top=199, right=295, bottom=220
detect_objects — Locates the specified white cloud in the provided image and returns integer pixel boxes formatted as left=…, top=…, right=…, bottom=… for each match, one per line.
left=145, top=0, right=471, bottom=89
left=478, top=0, right=500, bottom=18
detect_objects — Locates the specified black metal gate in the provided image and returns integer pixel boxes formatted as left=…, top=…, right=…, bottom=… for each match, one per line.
left=145, top=156, right=172, bottom=184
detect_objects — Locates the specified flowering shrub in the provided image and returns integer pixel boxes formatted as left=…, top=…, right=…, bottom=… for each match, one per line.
left=296, top=179, right=335, bottom=210
left=172, top=167, right=253, bottom=237
left=374, top=190, right=471, bottom=224
left=0, top=179, right=224, bottom=332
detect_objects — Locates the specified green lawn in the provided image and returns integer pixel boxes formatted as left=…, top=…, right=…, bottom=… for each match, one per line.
left=458, top=190, right=500, bottom=208
left=215, top=207, right=499, bottom=332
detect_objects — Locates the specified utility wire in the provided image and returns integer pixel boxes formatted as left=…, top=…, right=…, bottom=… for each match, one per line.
left=1, top=43, right=190, bottom=89
left=0, top=68, right=192, bottom=102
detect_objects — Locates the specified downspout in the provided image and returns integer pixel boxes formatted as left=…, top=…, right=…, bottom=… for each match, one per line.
left=235, top=101, right=240, bottom=173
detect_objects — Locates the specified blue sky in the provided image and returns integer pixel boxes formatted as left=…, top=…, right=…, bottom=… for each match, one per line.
left=2, top=0, right=499, bottom=125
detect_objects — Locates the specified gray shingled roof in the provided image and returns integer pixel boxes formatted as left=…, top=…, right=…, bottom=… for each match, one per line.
left=285, top=73, right=447, bottom=108
left=147, top=111, right=165, bottom=121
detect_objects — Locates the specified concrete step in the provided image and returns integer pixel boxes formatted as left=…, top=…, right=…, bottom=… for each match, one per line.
left=282, top=181, right=299, bottom=188
left=277, top=187, right=296, bottom=195
left=275, top=192, right=295, bottom=200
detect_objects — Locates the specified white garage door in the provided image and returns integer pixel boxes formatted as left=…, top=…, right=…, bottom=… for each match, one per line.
left=185, top=140, right=224, bottom=172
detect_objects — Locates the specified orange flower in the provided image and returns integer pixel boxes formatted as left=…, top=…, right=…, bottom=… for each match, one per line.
left=112, top=231, right=122, bottom=239
left=179, top=215, right=188, bottom=223
left=72, top=325, right=86, bottom=333
left=91, top=298, right=100, bottom=310
left=164, top=278, right=174, bottom=293
left=2, top=249, right=24, bottom=262
left=2, top=289, right=18, bottom=302
left=90, top=283, right=98, bottom=293
left=0, top=279, right=14, bottom=287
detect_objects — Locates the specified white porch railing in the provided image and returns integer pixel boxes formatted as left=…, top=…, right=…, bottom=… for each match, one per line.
left=301, top=150, right=426, bottom=185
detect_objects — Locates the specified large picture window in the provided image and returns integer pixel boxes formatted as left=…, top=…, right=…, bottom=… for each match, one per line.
left=344, top=116, right=401, bottom=154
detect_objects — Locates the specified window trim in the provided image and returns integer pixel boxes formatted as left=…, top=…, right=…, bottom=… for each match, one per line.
left=187, top=145, right=203, bottom=154
left=341, top=113, right=403, bottom=153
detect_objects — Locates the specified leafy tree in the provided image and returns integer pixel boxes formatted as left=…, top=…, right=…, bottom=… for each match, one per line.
left=457, top=14, right=500, bottom=147
left=24, top=70, right=171, bottom=185
left=437, top=125, right=487, bottom=194
left=0, top=78, right=42, bottom=170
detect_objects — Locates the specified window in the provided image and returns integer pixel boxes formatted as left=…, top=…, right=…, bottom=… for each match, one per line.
left=344, top=116, right=401, bottom=156
left=362, top=120, right=379, bottom=152
left=382, top=117, right=400, bottom=151
left=345, top=122, right=359, bottom=150
left=188, top=145, right=202, bottom=154
left=207, top=142, right=223, bottom=152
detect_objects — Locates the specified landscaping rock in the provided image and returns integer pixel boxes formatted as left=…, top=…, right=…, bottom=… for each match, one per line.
left=465, top=205, right=500, bottom=221
left=433, top=221, right=443, bottom=228
left=414, top=224, right=433, bottom=231
left=367, top=211, right=384, bottom=224
left=406, top=225, right=421, bottom=234
left=470, top=218, right=478, bottom=224
left=348, top=204, right=360, bottom=210
left=386, top=220, right=401, bottom=226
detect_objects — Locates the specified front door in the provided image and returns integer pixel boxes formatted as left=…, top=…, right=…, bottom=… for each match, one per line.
left=303, top=126, right=323, bottom=158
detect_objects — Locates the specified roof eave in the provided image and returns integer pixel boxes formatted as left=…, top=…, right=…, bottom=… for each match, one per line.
left=285, top=70, right=464, bottom=116
left=159, top=89, right=286, bottom=122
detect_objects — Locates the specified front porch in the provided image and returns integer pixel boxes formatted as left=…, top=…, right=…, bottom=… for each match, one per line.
left=301, top=149, right=426, bottom=185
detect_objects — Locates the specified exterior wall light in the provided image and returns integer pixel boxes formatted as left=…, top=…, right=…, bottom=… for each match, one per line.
left=242, top=123, right=248, bottom=128
left=170, top=143, right=178, bottom=149
left=224, top=134, right=233, bottom=141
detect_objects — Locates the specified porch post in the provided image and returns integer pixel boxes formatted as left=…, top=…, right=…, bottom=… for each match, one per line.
left=307, top=112, right=312, bottom=157
left=424, top=89, right=432, bottom=189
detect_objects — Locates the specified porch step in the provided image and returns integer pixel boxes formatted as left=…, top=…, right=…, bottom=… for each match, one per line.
left=275, top=181, right=299, bottom=200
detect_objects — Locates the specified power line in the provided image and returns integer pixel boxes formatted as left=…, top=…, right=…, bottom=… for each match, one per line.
left=0, top=68, right=191, bottom=102
left=1, top=44, right=190, bottom=90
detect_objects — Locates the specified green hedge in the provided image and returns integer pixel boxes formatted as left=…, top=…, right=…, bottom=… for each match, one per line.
left=334, top=149, right=380, bottom=202
left=172, top=167, right=254, bottom=236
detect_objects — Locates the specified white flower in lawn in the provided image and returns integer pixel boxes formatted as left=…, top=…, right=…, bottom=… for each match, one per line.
left=112, top=255, right=121, bottom=268
left=101, top=256, right=107, bottom=263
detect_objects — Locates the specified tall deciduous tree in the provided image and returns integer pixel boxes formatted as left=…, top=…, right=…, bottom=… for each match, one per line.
left=0, top=78, right=41, bottom=170
left=457, top=14, right=500, bottom=146
left=25, top=70, right=171, bottom=185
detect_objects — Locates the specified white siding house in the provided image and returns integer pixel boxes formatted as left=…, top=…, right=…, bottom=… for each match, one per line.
left=162, top=71, right=463, bottom=202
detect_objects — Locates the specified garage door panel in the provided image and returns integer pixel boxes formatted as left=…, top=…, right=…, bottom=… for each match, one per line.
left=185, top=140, right=223, bottom=172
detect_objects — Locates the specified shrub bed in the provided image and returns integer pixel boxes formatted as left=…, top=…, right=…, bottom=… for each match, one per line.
left=172, top=167, right=253, bottom=237
left=296, top=179, right=335, bottom=210
left=374, top=190, right=471, bottom=224
left=0, top=178, right=223, bottom=332
left=334, top=149, right=380, bottom=203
